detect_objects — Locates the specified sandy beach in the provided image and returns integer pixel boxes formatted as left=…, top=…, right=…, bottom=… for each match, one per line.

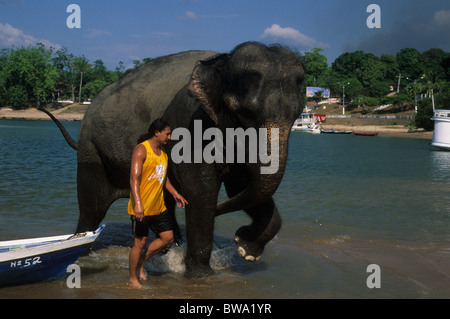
left=0, top=104, right=85, bottom=121
left=320, top=124, right=433, bottom=139
left=0, top=105, right=433, bottom=140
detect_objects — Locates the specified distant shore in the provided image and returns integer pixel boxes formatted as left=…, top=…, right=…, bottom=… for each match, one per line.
left=0, top=105, right=85, bottom=121
left=1, top=105, right=433, bottom=140
left=320, top=123, right=432, bottom=140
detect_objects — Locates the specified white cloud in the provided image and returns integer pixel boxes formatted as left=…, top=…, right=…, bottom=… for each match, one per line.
left=185, top=11, right=198, bottom=20
left=84, top=28, right=112, bottom=39
left=178, top=11, right=199, bottom=20
left=178, top=11, right=239, bottom=21
left=434, top=10, right=450, bottom=26
left=260, top=24, right=329, bottom=49
left=0, top=22, right=61, bottom=49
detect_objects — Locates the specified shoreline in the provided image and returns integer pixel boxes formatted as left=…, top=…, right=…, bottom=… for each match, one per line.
left=1, top=107, right=433, bottom=140
left=320, top=124, right=433, bottom=140
left=0, top=106, right=84, bottom=121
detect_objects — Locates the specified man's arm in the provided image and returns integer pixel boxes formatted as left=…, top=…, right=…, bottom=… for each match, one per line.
left=130, top=144, right=147, bottom=221
left=165, top=177, right=188, bottom=208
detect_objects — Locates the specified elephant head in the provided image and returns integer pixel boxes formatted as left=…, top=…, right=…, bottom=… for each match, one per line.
left=188, top=42, right=305, bottom=215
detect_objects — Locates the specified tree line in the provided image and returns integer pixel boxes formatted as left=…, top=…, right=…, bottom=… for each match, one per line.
left=0, top=43, right=448, bottom=129
left=0, top=43, right=137, bottom=109
left=302, top=47, right=449, bottom=100
left=300, top=47, right=449, bottom=129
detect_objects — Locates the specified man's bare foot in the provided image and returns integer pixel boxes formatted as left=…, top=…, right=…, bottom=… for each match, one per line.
left=129, top=278, right=143, bottom=288
left=139, top=269, right=148, bottom=281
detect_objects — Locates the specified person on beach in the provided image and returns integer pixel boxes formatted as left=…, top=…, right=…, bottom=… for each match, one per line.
left=128, top=118, right=188, bottom=287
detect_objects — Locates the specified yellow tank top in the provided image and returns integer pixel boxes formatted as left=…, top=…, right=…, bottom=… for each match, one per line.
left=128, top=140, right=168, bottom=216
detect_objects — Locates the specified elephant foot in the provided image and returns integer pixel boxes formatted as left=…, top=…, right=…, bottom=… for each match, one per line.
left=234, top=199, right=281, bottom=262
left=184, top=264, right=215, bottom=279
left=234, top=234, right=263, bottom=262
left=184, top=256, right=215, bottom=278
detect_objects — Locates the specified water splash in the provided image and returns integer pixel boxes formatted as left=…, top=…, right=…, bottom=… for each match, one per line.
left=79, top=237, right=243, bottom=276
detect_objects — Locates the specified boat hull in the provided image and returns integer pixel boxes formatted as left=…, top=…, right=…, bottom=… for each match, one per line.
left=431, top=110, right=450, bottom=150
left=0, top=244, right=91, bottom=287
left=0, top=225, right=104, bottom=287
left=321, top=129, right=353, bottom=134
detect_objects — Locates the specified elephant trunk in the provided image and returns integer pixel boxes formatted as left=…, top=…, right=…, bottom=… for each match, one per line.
left=216, top=119, right=291, bottom=216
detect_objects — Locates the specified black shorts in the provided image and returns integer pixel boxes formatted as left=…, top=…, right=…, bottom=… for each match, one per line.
left=131, top=210, right=173, bottom=238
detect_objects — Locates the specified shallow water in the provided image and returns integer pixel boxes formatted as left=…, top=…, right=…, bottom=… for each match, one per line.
left=0, top=119, right=449, bottom=298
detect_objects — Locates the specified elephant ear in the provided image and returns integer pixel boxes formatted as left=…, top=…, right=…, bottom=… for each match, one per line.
left=189, top=54, right=229, bottom=125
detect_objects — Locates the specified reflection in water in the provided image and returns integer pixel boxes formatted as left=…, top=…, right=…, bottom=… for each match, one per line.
left=430, top=149, right=450, bottom=181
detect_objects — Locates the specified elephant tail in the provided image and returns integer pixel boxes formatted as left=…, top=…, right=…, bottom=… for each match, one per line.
left=38, top=107, right=78, bottom=151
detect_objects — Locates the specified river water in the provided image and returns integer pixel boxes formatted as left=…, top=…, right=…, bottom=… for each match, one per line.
left=0, top=119, right=449, bottom=299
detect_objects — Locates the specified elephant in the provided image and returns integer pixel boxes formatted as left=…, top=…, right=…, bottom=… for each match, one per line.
left=43, top=42, right=305, bottom=278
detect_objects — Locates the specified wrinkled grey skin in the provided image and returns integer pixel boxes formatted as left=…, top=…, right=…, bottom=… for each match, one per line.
left=45, top=42, right=305, bottom=278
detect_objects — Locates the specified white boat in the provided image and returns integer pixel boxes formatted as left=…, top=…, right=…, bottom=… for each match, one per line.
left=0, top=225, right=105, bottom=287
left=291, top=113, right=326, bottom=134
left=431, top=109, right=450, bottom=150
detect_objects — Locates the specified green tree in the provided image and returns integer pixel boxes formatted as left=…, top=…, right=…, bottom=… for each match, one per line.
left=312, top=90, right=323, bottom=106
left=132, top=60, right=142, bottom=69
left=0, top=44, right=58, bottom=108
left=53, top=47, right=76, bottom=102
left=443, top=52, right=450, bottom=81
left=301, top=48, right=328, bottom=86
left=343, top=78, right=365, bottom=101
left=331, top=51, right=390, bottom=97
left=396, top=48, right=424, bottom=80
left=87, top=59, right=110, bottom=82
left=5, top=85, right=27, bottom=108
left=436, top=82, right=450, bottom=109
left=356, top=57, right=387, bottom=96
left=415, top=98, right=434, bottom=130
left=420, top=48, right=446, bottom=81
left=81, top=79, right=108, bottom=100
left=418, top=73, right=443, bottom=112
left=72, top=55, right=92, bottom=103
left=380, top=54, right=399, bottom=81
left=115, top=61, right=125, bottom=78
left=331, top=51, right=373, bottom=79
left=82, top=59, right=119, bottom=99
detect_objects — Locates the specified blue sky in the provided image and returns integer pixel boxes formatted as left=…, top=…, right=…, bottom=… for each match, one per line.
left=0, top=0, right=449, bottom=70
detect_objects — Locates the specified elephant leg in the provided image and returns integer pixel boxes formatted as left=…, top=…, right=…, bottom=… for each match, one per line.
left=76, top=160, right=122, bottom=232
left=223, top=175, right=281, bottom=261
left=183, top=169, right=220, bottom=278
left=184, top=202, right=217, bottom=278
left=235, top=198, right=281, bottom=262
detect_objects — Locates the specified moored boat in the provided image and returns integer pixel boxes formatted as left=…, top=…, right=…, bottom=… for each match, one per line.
left=0, top=225, right=105, bottom=287
left=291, top=113, right=326, bottom=134
left=320, top=128, right=353, bottom=134
left=431, top=109, right=450, bottom=150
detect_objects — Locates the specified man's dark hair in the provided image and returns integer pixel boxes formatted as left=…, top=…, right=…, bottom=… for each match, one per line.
left=137, top=118, right=170, bottom=144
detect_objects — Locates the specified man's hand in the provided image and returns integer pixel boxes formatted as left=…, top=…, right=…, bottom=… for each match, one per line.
left=165, top=177, right=188, bottom=209
left=134, top=202, right=145, bottom=221
left=173, top=193, right=188, bottom=209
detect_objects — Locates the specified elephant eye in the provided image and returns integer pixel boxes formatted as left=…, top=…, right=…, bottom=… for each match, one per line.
left=232, top=71, right=262, bottom=99
left=296, top=75, right=304, bottom=90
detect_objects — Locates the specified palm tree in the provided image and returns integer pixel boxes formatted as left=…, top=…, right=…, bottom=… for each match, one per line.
left=418, top=72, right=442, bottom=112
left=72, top=56, right=92, bottom=103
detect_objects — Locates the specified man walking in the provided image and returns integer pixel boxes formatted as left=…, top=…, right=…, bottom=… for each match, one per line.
left=128, top=118, right=188, bottom=287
